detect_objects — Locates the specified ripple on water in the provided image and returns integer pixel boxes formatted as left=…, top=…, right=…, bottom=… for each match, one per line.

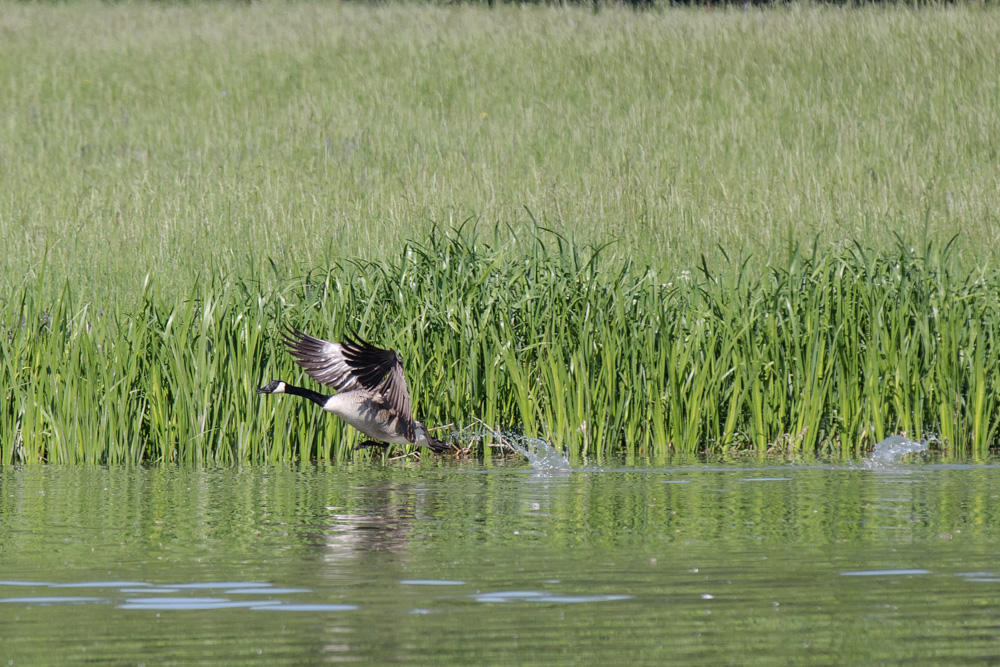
left=224, top=587, right=312, bottom=595
left=48, top=581, right=151, bottom=589
left=0, top=596, right=106, bottom=605
left=118, top=597, right=280, bottom=611
left=260, top=603, right=359, bottom=612
left=840, top=569, right=931, bottom=577
left=956, top=572, right=1000, bottom=583
left=0, top=580, right=357, bottom=613
left=473, top=590, right=631, bottom=604
left=168, top=582, right=272, bottom=589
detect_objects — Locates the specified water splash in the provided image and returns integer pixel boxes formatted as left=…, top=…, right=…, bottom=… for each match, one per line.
left=863, top=435, right=936, bottom=469
left=506, top=436, right=573, bottom=473
left=463, top=423, right=572, bottom=473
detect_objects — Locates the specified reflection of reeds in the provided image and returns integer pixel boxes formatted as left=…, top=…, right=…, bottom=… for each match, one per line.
left=3, top=229, right=1000, bottom=463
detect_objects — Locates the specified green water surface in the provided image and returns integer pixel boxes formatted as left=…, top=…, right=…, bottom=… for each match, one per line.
left=1, top=461, right=999, bottom=665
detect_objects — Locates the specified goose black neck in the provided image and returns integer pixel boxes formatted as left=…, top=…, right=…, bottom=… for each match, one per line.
left=283, top=384, right=330, bottom=408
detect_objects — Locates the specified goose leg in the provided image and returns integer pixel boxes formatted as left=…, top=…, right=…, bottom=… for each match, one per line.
left=355, top=440, right=390, bottom=451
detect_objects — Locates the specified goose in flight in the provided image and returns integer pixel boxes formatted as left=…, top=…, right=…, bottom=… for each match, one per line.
left=258, top=327, right=450, bottom=453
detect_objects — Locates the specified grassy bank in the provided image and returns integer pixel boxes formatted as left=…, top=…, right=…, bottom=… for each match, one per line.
left=2, top=3, right=999, bottom=303
left=4, top=230, right=1000, bottom=463
left=3, top=2, right=1000, bottom=461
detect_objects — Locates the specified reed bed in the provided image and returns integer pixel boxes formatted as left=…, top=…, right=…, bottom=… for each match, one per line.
left=3, top=229, right=1000, bottom=464
left=3, top=3, right=1000, bottom=462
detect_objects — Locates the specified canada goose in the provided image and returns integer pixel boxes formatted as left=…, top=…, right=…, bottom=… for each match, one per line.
left=258, top=327, right=451, bottom=454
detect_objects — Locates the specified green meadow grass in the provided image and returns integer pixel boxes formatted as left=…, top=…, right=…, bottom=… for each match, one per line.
left=2, top=2, right=1000, bottom=461
left=3, top=2, right=1000, bottom=301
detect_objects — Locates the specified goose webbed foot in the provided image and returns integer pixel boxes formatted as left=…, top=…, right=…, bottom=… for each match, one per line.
left=355, top=440, right=390, bottom=451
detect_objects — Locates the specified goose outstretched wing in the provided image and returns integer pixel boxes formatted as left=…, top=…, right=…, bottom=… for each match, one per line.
left=282, top=327, right=415, bottom=440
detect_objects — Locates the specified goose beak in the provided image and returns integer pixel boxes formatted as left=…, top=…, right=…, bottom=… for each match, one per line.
left=258, top=380, right=285, bottom=394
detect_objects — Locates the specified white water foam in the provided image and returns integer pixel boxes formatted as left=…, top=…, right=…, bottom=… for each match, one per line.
left=506, top=436, right=573, bottom=474
left=461, top=424, right=572, bottom=473
left=862, top=435, right=936, bottom=469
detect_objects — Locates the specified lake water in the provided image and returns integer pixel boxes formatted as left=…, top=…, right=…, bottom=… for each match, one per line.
left=2, top=450, right=999, bottom=665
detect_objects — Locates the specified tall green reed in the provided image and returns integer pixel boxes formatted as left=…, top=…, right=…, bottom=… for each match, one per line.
left=3, top=229, right=1000, bottom=464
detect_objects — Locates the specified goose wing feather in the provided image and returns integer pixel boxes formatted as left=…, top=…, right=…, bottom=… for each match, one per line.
left=283, top=327, right=416, bottom=442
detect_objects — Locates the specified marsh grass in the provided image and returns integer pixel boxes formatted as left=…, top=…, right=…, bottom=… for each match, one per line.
left=4, top=228, right=1000, bottom=463
left=3, top=3, right=1000, bottom=461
